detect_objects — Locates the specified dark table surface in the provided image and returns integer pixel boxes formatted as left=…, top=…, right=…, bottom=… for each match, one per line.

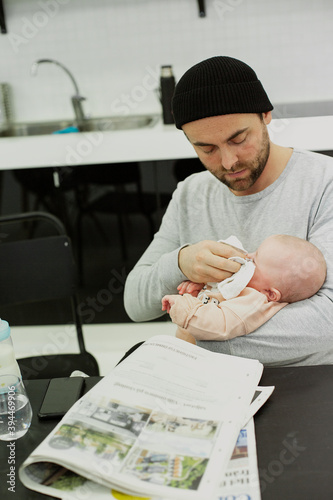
left=1, top=366, right=333, bottom=500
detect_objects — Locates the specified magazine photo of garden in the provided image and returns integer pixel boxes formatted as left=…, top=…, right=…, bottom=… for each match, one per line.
left=49, top=420, right=133, bottom=466
left=23, top=462, right=89, bottom=493
left=122, top=447, right=209, bottom=490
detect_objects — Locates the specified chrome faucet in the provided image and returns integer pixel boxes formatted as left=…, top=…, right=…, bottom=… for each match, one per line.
left=31, top=58, right=87, bottom=128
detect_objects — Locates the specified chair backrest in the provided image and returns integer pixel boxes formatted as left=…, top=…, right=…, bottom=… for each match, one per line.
left=0, top=212, right=86, bottom=353
left=0, top=235, right=75, bottom=305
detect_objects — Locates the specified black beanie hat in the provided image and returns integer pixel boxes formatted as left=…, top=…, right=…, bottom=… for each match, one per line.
left=172, top=56, right=273, bottom=129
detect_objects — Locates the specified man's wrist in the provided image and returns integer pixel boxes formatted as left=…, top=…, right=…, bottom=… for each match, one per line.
left=178, top=244, right=190, bottom=272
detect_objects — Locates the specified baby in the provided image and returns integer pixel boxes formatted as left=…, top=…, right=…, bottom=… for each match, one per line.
left=162, top=235, right=327, bottom=344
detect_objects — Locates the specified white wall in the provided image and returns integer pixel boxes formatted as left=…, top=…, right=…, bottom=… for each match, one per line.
left=1, top=0, right=333, bottom=123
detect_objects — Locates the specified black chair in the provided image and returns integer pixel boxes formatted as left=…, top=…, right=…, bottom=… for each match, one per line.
left=75, top=163, right=171, bottom=279
left=0, top=211, right=99, bottom=380
left=12, top=167, right=78, bottom=234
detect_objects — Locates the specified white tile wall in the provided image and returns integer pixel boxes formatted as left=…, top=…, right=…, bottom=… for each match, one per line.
left=1, top=0, right=333, bottom=123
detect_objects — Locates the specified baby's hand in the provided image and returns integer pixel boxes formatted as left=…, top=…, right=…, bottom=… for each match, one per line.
left=162, top=295, right=177, bottom=314
left=177, top=280, right=204, bottom=297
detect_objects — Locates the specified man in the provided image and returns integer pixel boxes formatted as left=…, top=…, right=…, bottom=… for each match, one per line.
left=124, top=56, right=333, bottom=366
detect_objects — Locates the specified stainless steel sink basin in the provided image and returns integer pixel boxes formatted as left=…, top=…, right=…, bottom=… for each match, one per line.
left=3, top=120, right=74, bottom=137
left=83, top=114, right=159, bottom=132
left=1, top=114, right=159, bottom=137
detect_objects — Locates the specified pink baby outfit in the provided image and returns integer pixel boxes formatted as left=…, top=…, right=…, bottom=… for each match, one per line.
left=169, top=288, right=287, bottom=341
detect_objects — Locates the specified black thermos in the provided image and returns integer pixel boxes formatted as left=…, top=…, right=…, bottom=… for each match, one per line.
left=160, top=65, right=176, bottom=124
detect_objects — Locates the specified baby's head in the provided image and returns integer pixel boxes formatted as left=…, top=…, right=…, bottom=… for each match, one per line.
left=247, top=235, right=326, bottom=303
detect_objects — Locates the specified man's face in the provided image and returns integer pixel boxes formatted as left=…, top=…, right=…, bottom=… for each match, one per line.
left=182, top=112, right=272, bottom=196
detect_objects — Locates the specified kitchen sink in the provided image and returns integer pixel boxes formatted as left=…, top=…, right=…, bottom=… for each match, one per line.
left=84, top=114, right=159, bottom=132
left=3, top=120, right=74, bottom=137
left=1, top=114, right=160, bottom=137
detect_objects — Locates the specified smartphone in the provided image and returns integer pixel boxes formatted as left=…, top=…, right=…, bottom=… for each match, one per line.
left=38, top=376, right=84, bottom=419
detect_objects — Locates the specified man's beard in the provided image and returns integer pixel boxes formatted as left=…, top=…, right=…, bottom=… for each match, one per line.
left=205, top=127, right=271, bottom=192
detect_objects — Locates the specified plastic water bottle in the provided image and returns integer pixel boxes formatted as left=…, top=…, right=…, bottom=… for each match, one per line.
left=0, top=320, right=32, bottom=440
left=160, top=65, right=176, bottom=124
left=0, top=374, right=32, bottom=440
left=0, top=319, right=21, bottom=379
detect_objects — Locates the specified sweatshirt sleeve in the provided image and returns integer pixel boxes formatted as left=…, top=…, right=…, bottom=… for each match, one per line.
left=124, top=188, right=188, bottom=322
left=169, top=290, right=286, bottom=340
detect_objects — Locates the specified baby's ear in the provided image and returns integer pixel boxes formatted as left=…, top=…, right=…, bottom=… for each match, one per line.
left=263, top=288, right=281, bottom=302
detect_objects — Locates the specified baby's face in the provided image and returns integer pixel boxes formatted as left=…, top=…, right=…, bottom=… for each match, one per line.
left=246, top=237, right=284, bottom=291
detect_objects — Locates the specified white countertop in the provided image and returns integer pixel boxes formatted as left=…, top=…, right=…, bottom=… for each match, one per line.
left=2, top=114, right=333, bottom=170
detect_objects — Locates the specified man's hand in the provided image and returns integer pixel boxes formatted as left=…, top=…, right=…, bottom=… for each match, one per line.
left=178, top=240, right=245, bottom=283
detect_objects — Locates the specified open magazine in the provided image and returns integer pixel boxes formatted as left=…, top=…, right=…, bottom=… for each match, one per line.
left=19, top=335, right=272, bottom=500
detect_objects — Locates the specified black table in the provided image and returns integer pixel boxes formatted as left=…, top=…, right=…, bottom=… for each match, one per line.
left=255, top=365, right=333, bottom=499
left=1, top=367, right=333, bottom=500
left=0, top=377, right=100, bottom=500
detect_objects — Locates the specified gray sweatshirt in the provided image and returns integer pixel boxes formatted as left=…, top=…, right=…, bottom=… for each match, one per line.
left=124, top=149, right=333, bottom=366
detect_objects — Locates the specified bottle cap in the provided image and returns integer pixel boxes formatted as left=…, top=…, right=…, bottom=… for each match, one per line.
left=161, top=65, right=173, bottom=78
left=0, top=319, right=10, bottom=342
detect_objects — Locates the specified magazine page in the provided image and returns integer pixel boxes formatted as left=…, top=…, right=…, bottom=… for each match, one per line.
left=159, top=417, right=261, bottom=500
left=20, top=335, right=263, bottom=500
left=217, top=418, right=261, bottom=500
left=19, top=419, right=261, bottom=500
